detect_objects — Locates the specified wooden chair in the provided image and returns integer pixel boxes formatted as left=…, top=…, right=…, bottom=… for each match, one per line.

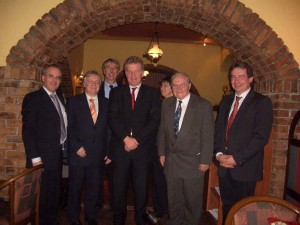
left=224, top=195, right=300, bottom=225
left=0, top=165, right=43, bottom=225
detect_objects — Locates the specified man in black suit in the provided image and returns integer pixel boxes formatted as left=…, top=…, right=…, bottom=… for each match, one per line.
left=67, top=71, right=109, bottom=225
left=108, top=56, right=161, bottom=225
left=214, top=62, right=273, bottom=223
left=98, top=58, right=120, bottom=209
left=22, top=65, right=67, bottom=225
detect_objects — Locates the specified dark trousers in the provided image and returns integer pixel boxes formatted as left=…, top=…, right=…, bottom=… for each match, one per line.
left=68, top=164, right=101, bottom=222
left=98, top=163, right=113, bottom=208
left=219, top=170, right=256, bottom=224
left=39, top=168, right=62, bottom=225
left=113, top=156, right=148, bottom=225
left=149, top=159, right=167, bottom=216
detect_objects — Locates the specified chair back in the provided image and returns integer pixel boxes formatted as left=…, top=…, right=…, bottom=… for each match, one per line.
left=0, top=165, right=43, bottom=225
left=224, top=195, right=300, bottom=225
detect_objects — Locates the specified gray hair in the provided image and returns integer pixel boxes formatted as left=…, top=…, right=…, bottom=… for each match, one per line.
left=171, top=72, right=191, bottom=84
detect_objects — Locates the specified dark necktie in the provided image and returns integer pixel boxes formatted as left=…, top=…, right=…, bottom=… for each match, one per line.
left=109, top=85, right=113, bottom=96
left=226, top=96, right=242, bottom=147
left=131, top=87, right=136, bottom=110
left=90, top=98, right=97, bottom=124
left=50, top=94, right=66, bottom=143
left=174, top=100, right=182, bottom=137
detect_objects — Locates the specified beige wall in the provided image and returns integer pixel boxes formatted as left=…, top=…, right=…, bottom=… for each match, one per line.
left=82, top=39, right=228, bottom=105
left=0, top=0, right=299, bottom=66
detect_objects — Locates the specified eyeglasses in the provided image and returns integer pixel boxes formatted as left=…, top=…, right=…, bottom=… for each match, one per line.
left=44, top=74, right=62, bottom=81
left=171, top=83, right=188, bottom=90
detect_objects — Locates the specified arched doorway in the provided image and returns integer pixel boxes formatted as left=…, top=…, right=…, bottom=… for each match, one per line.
left=1, top=0, right=299, bottom=197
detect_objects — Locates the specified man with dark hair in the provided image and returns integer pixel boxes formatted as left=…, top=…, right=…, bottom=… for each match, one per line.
left=67, top=71, right=109, bottom=225
left=98, top=58, right=120, bottom=209
left=108, top=56, right=161, bottom=225
left=214, top=62, right=273, bottom=223
left=22, top=65, right=67, bottom=225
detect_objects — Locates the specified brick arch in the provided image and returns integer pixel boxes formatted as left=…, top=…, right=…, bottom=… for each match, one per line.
left=2, top=0, right=300, bottom=197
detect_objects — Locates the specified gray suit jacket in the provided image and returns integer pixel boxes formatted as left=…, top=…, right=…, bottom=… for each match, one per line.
left=157, top=93, right=214, bottom=179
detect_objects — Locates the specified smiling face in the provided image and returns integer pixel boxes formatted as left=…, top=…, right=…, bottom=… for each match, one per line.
left=125, top=63, right=143, bottom=87
left=84, top=73, right=101, bottom=97
left=160, top=81, right=173, bottom=98
left=171, top=74, right=191, bottom=100
left=42, top=66, right=62, bottom=93
left=230, top=67, right=253, bottom=96
left=103, top=61, right=119, bottom=84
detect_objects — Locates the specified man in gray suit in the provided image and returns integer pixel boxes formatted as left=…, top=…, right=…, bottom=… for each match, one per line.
left=157, top=72, right=214, bottom=225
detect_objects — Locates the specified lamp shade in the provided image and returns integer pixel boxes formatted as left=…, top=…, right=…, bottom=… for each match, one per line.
left=148, top=44, right=163, bottom=59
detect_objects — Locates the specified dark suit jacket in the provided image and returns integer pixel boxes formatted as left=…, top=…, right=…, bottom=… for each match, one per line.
left=99, top=82, right=105, bottom=99
left=157, top=94, right=214, bottom=179
left=214, top=89, right=273, bottom=182
left=108, top=84, right=161, bottom=162
left=22, top=87, right=65, bottom=170
left=67, top=93, right=108, bottom=166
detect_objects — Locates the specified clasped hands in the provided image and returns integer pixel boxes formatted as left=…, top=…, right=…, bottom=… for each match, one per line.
left=217, top=154, right=237, bottom=168
left=76, top=146, right=111, bottom=165
left=123, top=136, right=139, bottom=152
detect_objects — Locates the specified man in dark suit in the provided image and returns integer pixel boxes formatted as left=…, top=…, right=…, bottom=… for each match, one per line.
left=67, top=71, right=109, bottom=225
left=214, top=62, right=273, bottom=223
left=22, top=65, right=67, bottom=225
left=157, top=72, right=214, bottom=225
left=108, top=56, right=161, bottom=225
left=98, top=58, right=120, bottom=209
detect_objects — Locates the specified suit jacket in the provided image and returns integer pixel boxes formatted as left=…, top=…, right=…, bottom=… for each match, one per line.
left=214, top=89, right=273, bottom=182
left=157, top=94, right=214, bottom=179
left=99, top=82, right=105, bottom=99
left=22, top=87, right=66, bottom=170
left=67, top=93, right=108, bottom=166
left=108, top=84, right=161, bottom=162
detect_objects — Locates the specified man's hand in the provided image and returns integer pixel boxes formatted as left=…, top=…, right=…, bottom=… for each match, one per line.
left=104, top=156, right=111, bottom=165
left=218, top=154, right=237, bottom=168
left=199, top=164, right=209, bottom=172
left=160, top=156, right=166, bottom=167
left=76, top=147, right=86, bottom=158
left=123, top=136, right=139, bottom=152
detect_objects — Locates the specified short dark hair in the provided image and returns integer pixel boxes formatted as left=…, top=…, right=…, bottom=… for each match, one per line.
left=42, top=64, right=61, bottom=76
left=102, top=58, right=120, bottom=71
left=228, top=61, right=254, bottom=78
left=160, top=76, right=171, bottom=85
left=123, top=56, right=144, bottom=71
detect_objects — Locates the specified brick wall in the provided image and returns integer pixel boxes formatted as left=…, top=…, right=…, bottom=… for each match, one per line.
left=1, top=0, right=300, bottom=197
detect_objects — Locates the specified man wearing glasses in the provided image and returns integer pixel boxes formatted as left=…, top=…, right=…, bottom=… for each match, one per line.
left=67, top=71, right=109, bottom=225
left=157, top=72, right=214, bottom=225
left=22, top=65, right=67, bottom=225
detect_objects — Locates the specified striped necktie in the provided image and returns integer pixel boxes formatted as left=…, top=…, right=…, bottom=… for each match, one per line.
left=90, top=98, right=97, bottom=124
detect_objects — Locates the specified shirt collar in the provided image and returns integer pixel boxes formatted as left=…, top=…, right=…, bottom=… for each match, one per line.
left=177, top=93, right=190, bottom=106
left=43, top=86, right=56, bottom=96
left=235, top=88, right=251, bottom=99
left=85, top=93, right=98, bottom=101
left=129, top=83, right=142, bottom=90
left=104, top=80, right=118, bottom=88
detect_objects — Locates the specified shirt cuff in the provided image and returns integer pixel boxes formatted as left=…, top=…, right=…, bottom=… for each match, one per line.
left=216, top=152, right=223, bottom=161
left=31, top=157, right=42, bottom=164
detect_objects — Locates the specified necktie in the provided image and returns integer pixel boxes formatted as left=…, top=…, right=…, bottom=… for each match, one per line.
left=226, top=96, right=242, bottom=147
left=90, top=98, right=97, bottom=124
left=174, top=100, right=182, bottom=137
left=131, top=87, right=136, bottom=110
left=109, top=85, right=113, bottom=97
left=50, top=94, right=66, bottom=143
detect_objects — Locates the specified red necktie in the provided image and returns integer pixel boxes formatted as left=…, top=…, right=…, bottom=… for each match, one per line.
left=131, top=87, right=136, bottom=110
left=226, top=96, right=242, bottom=147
